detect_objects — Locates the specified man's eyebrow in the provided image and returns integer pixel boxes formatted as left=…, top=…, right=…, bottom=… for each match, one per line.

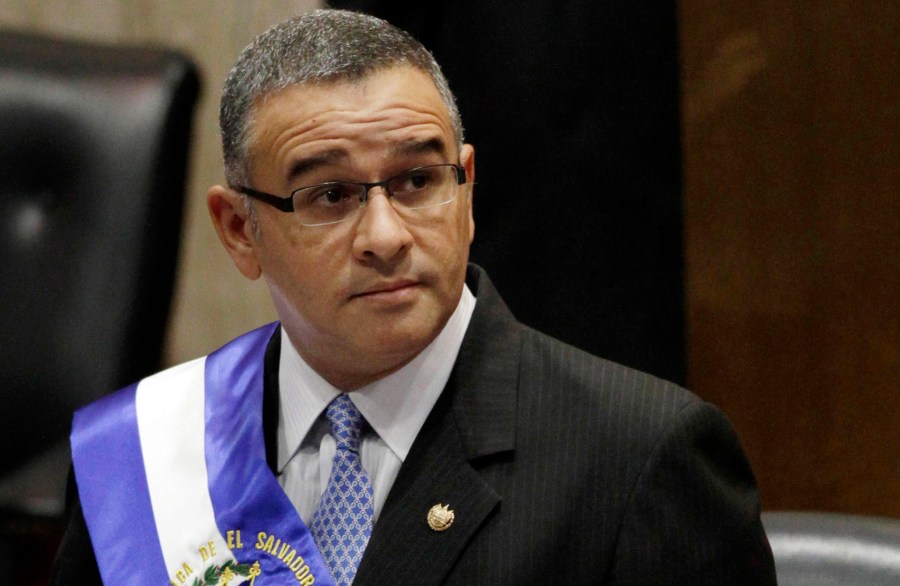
left=392, top=138, right=449, bottom=159
left=286, top=138, right=449, bottom=185
left=286, top=150, right=348, bottom=184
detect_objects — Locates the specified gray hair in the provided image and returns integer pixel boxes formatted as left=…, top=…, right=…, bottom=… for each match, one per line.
left=220, top=8, right=464, bottom=189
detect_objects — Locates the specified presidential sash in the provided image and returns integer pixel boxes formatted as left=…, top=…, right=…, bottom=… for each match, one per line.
left=72, top=323, right=334, bottom=586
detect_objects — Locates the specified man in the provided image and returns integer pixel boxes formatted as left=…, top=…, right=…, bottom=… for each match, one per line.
left=53, top=9, right=776, bottom=585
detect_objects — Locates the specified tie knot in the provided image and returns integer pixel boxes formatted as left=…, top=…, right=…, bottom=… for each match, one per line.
left=325, top=394, right=364, bottom=452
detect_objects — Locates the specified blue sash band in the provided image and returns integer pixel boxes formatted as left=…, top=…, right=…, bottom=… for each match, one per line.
left=72, top=382, right=169, bottom=584
left=205, top=324, right=333, bottom=584
left=72, top=323, right=334, bottom=585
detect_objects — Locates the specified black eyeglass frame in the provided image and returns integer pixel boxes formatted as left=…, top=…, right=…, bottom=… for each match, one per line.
left=236, top=163, right=467, bottom=218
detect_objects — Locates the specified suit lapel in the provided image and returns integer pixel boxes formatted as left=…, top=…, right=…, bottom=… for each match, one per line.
left=355, top=265, right=522, bottom=584
left=354, top=383, right=500, bottom=584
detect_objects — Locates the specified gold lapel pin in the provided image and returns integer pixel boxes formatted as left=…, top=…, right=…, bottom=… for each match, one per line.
left=427, top=503, right=455, bottom=532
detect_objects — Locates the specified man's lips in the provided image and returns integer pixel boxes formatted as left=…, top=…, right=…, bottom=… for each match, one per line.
left=350, top=279, right=421, bottom=299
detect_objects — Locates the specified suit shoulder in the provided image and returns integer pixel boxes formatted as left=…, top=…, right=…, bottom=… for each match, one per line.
left=512, top=326, right=739, bottom=474
left=518, top=326, right=700, bottom=418
left=514, top=326, right=748, bottom=499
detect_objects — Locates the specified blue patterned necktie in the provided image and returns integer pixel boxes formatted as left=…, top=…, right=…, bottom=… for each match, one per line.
left=310, top=394, right=374, bottom=585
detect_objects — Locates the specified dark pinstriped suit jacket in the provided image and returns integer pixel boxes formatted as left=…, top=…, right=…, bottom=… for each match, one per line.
left=52, top=265, right=775, bottom=584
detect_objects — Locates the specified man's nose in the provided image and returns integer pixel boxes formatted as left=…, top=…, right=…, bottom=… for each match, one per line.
left=351, top=188, right=413, bottom=262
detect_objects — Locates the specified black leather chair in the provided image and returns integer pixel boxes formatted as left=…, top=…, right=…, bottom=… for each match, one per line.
left=0, top=30, right=199, bottom=580
left=763, top=511, right=900, bottom=585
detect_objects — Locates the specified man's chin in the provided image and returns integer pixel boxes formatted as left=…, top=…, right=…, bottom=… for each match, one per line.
left=357, top=317, right=444, bottom=362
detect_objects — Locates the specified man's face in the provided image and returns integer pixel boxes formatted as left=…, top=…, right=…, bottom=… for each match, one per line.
left=234, top=67, right=474, bottom=389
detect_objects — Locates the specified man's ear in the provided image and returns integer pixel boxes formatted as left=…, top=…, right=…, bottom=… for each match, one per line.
left=207, top=185, right=262, bottom=280
left=461, top=144, right=475, bottom=243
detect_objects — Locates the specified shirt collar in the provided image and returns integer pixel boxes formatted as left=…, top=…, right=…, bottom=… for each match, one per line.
left=277, top=285, right=476, bottom=472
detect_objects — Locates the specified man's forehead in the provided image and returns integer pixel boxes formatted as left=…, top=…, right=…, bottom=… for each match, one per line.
left=253, top=65, right=444, bottom=116
left=251, top=68, right=452, bottom=141
left=249, top=68, right=450, bottom=141
left=245, top=66, right=456, bottom=184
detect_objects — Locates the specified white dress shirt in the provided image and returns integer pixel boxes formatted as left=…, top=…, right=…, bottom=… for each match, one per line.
left=276, top=285, right=476, bottom=523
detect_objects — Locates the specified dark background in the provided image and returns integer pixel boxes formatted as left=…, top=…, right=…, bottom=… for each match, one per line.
left=333, top=1, right=687, bottom=385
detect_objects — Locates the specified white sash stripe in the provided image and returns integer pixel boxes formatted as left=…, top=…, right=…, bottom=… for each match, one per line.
left=135, top=357, right=240, bottom=581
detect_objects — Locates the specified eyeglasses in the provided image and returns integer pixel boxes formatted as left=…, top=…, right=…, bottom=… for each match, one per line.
left=237, top=163, right=467, bottom=227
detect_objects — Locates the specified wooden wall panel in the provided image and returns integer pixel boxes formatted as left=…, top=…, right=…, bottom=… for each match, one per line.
left=680, top=1, right=899, bottom=515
